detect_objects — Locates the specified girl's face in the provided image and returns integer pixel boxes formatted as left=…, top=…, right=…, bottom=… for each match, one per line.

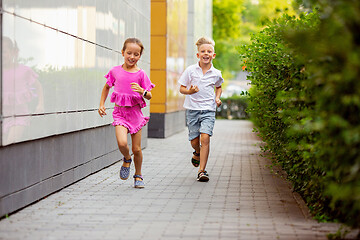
left=122, top=43, right=142, bottom=68
left=3, top=39, right=15, bottom=67
left=197, top=44, right=216, bottom=65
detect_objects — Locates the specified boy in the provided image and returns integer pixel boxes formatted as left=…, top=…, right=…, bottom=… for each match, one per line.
left=178, top=37, right=224, bottom=182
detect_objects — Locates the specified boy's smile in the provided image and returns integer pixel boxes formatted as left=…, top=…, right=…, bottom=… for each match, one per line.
left=197, top=44, right=216, bottom=65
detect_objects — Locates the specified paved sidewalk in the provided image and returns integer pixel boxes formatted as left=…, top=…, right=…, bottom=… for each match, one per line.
left=0, top=120, right=350, bottom=240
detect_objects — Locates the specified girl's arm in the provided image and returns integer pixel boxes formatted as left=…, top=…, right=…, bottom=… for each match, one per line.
left=215, top=86, right=222, bottom=107
left=130, top=82, right=152, bottom=100
left=34, top=79, right=44, bottom=113
left=180, top=85, right=199, bottom=95
left=99, top=84, right=110, bottom=117
left=144, top=91, right=152, bottom=100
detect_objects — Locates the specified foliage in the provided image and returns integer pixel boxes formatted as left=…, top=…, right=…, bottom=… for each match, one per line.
left=216, top=94, right=249, bottom=119
left=239, top=0, right=360, bottom=230
left=242, top=0, right=297, bottom=27
left=212, top=0, right=244, bottom=78
left=212, top=0, right=297, bottom=79
left=36, top=66, right=105, bottom=112
left=288, top=0, right=360, bottom=229
left=327, top=225, right=351, bottom=240
left=213, top=0, right=243, bottom=40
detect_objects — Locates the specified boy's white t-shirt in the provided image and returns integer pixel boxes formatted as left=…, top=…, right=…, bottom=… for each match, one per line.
left=178, top=63, right=224, bottom=111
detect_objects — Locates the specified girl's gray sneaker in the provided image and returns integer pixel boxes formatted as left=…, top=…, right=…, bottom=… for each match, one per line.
left=120, top=157, right=132, bottom=180
left=133, top=175, right=145, bottom=188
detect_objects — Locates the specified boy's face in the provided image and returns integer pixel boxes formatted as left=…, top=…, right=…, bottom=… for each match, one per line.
left=197, top=44, right=216, bottom=65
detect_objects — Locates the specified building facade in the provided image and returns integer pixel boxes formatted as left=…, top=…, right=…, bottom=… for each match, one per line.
left=0, top=0, right=213, bottom=217
left=149, top=0, right=212, bottom=138
left=0, top=0, right=150, bottom=217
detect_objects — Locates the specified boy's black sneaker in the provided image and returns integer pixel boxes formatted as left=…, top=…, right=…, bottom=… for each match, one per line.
left=197, top=171, right=209, bottom=182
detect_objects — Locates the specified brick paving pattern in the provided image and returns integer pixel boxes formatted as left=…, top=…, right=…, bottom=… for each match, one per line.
left=0, top=120, right=355, bottom=240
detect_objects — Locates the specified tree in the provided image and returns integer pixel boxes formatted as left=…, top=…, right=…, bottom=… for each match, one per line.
left=213, top=0, right=244, bottom=79
left=212, top=0, right=296, bottom=79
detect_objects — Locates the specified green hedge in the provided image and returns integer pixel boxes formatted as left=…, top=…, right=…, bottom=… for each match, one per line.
left=216, top=95, right=249, bottom=119
left=239, top=1, right=360, bottom=230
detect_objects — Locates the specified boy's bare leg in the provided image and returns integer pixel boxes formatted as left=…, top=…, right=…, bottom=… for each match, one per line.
left=199, top=133, right=210, bottom=172
left=190, top=136, right=201, bottom=161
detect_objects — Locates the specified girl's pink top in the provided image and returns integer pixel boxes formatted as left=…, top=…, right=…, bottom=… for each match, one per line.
left=105, top=65, right=155, bottom=108
left=3, top=64, right=38, bottom=106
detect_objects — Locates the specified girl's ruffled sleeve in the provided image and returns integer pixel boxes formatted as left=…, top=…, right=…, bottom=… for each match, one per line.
left=26, top=66, right=38, bottom=86
left=140, top=70, right=155, bottom=91
left=104, top=70, right=115, bottom=87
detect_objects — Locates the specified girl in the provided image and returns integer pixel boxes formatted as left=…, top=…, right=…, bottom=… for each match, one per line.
left=98, top=38, right=155, bottom=188
left=2, top=37, right=44, bottom=144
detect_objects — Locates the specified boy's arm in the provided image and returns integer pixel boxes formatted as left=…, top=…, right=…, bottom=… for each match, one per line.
left=215, top=86, right=222, bottom=107
left=180, top=85, right=199, bottom=95
left=99, top=84, right=110, bottom=117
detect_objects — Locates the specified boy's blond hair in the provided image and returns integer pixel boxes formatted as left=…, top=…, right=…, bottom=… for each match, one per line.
left=195, top=37, right=215, bottom=50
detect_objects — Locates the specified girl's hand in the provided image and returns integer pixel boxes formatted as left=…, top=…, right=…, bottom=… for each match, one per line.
left=35, top=103, right=44, bottom=114
left=130, top=82, right=144, bottom=94
left=189, top=85, right=199, bottom=94
left=98, top=106, right=106, bottom=117
left=215, top=98, right=222, bottom=107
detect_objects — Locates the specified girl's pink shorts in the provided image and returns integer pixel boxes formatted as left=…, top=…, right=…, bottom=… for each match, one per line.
left=112, top=105, right=149, bottom=134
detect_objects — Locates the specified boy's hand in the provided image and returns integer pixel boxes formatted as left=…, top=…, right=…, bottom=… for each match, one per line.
left=98, top=106, right=106, bottom=117
left=189, top=85, right=199, bottom=94
left=215, top=98, right=222, bottom=107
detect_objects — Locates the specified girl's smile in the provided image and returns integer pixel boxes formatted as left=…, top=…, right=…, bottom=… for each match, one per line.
left=122, top=43, right=142, bottom=70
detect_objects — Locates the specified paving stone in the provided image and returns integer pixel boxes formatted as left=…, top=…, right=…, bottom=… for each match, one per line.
left=0, top=120, right=357, bottom=239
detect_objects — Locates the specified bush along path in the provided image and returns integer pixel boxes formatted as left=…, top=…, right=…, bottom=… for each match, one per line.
left=239, top=0, right=360, bottom=236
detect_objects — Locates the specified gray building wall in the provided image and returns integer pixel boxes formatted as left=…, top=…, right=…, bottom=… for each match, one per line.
left=148, top=111, right=186, bottom=138
left=0, top=1, right=150, bottom=217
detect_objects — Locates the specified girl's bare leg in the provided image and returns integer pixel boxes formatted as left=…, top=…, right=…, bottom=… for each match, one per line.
left=115, top=125, right=131, bottom=167
left=131, top=129, right=143, bottom=179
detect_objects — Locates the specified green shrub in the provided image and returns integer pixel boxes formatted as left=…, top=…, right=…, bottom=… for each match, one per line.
left=216, top=94, right=249, bottom=119
left=239, top=1, right=360, bottom=229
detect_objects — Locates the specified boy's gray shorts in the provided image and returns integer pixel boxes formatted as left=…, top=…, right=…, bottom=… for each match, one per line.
left=186, top=109, right=216, bottom=141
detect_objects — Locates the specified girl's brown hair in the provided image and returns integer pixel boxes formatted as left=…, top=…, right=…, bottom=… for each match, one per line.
left=122, top=38, right=144, bottom=55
